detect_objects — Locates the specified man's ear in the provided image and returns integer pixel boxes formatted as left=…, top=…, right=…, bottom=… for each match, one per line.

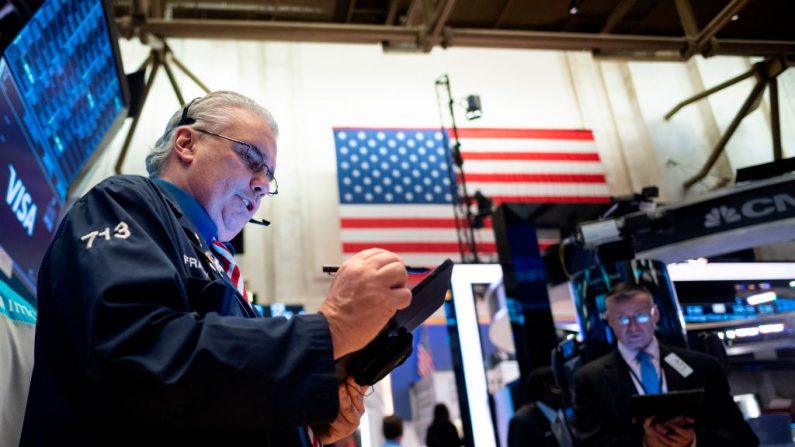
left=651, top=305, right=661, bottom=324
left=172, top=127, right=197, bottom=164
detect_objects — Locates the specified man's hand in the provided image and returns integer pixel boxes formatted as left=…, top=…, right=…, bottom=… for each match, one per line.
left=313, top=377, right=368, bottom=445
left=643, top=416, right=696, bottom=447
left=319, top=248, right=412, bottom=359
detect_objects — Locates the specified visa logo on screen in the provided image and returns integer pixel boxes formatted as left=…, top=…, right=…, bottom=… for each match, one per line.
left=6, top=165, right=37, bottom=236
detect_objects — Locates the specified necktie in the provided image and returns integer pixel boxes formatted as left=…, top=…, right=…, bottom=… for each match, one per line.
left=305, top=426, right=323, bottom=447
left=552, top=410, right=574, bottom=447
left=210, top=240, right=250, bottom=306
left=636, top=351, right=660, bottom=394
left=211, top=241, right=322, bottom=446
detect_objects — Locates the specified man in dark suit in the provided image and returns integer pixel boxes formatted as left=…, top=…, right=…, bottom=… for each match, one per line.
left=508, top=366, right=572, bottom=447
left=573, top=283, right=758, bottom=447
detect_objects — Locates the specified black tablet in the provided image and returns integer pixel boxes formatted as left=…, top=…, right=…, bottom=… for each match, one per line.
left=630, top=389, right=705, bottom=424
left=388, top=258, right=454, bottom=335
left=335, top=258, right=454, bottom=385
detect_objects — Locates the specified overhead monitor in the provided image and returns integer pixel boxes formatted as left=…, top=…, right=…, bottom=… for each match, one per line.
left=0, top=0, right=129, bottom=299
left=2, top=0, right=129, bottom=200
left=0, top=58, right=64, bottom=296
left=668, top=263, right=795, bottom=325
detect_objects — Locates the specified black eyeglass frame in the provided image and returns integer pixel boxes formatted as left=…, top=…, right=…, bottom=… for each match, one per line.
left=176, top=98, right=278, bottom=196
left=195, top=128, right=278, bottom=196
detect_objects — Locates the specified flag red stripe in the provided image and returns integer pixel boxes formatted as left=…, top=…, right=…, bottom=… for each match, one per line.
left=461, top=152, right=600, bottom=161
left=342, top=242, right=553, bottom=253
left=461, top=173, right=606, bottom=183
left=454, top=128, right=595, bottom=140
left=341, top=218, right=494, bottom=229
left=417, top=344, right=434, bottom=378
left=342, top=218, right=456, bottom=228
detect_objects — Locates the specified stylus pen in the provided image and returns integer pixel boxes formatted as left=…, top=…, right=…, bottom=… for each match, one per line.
left=322, top=265, right=431, bottom=275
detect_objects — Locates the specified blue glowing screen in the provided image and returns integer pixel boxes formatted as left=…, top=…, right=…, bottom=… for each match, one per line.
left=0, top=58, right=63, bottom=296
left=675, top=279, right=795, bottom=324
left=3, top=0, right=125, bottom=199
left=1, top=0, right=127, bottom=299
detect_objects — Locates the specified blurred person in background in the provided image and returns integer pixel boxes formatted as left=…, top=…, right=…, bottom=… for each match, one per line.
left=425, top=403, right=462, bottom=447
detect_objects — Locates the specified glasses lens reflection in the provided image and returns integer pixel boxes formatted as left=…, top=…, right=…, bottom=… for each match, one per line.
left=617, top=312, right=651, bottom=326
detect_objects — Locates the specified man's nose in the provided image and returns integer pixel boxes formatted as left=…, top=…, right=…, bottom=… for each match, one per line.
left=251, top=172, right=269, bottom=197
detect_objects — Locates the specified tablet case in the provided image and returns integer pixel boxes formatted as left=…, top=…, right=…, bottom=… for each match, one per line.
left=335, top=258, right=454, bottom=386
left=630, top=388, right=705, bottom=423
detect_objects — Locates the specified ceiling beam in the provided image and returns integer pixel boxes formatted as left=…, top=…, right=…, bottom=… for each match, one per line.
left=135, top=18, right=795, bottom=57
left=694, top=0, right=751, bottom=55
left=428, top=0, right=456, bottom=47
left=713, top=39, right=795, bottom=57
left=493, top=0, right=515, bottom=29
left=332, top=0, right=350, bottom=22
left=141, top=19, right=422, bottom=44
left=384, top=0, right=400, bottom=25
left=443, top=28, right=686, bottom=53
left=404, top=0, right=424, bottom=26
left=600, top=0, right=636, bottom=34
left=345, top=0, right=356, bottom=23
left=673, top=0, right=699, bottom=38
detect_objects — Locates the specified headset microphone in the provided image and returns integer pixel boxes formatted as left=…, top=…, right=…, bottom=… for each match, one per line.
left=248, top=218, right=271, bottom=226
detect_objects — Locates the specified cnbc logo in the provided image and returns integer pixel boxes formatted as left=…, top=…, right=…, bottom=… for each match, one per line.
left=704, top=194, right=795, bottom=228
left=704, top=206, right=740, bottom=228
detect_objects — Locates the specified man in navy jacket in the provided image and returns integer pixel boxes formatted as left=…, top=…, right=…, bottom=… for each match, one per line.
left=21, top=91, right=412, bottom=446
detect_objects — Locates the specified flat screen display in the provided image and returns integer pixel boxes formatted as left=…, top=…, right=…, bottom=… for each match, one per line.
left=668, top=263, right=795, bottom=324
left=3, top=0, right=127, bottom=200
left=0, top=58, right=63, bottom=296
left=0, top=0, right=128, bottom=300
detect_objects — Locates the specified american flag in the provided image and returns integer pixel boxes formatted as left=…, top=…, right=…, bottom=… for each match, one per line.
left=334, top=127, right=609, bottom=266
left=416, top=326, right=435, bottom=380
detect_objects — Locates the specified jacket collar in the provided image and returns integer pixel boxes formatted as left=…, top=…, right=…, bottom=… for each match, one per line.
left=151, top=177, right=217, bottom=244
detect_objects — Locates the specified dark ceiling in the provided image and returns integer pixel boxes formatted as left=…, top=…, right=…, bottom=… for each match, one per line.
left=114, top=0, right=794, bottom=58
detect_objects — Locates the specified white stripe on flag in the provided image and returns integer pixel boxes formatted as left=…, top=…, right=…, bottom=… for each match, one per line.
left=462, top=160, right=606, bottom=174
left=457, top=138, right=598, bottom=152
left=467, top=183, right=611, bottom=197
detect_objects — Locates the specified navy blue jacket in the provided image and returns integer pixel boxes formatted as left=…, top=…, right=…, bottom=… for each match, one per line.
left=20, top=175, right=338, bottom=446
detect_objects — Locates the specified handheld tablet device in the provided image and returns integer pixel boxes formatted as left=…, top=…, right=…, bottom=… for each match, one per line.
left=335, top=258, right=454, bottom=386
left=631, top=389, right=705, bottom=424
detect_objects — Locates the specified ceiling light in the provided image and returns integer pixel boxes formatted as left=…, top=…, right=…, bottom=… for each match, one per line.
left=568, top=0, right=578, bottom=15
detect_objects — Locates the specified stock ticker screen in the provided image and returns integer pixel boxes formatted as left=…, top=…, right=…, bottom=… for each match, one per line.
left=0, top=0, right=127, bottom=301
left=3, top=0, right=126, bottom=198
left=674, top=279, right=795, bottom=324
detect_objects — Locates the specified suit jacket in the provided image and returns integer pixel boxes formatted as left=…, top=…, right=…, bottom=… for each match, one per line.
left=508, top=403, right=559, bottom=447
left=573, top=343, right=758, bottom=447
left=426, top=420, right=463, bottom=447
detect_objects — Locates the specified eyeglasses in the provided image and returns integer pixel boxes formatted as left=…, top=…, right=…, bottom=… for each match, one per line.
left=612, top=310, right=654, bottom=327
left=195, top=128, right=278, bottom=196
left=175, top=98, right=278, bottom=196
